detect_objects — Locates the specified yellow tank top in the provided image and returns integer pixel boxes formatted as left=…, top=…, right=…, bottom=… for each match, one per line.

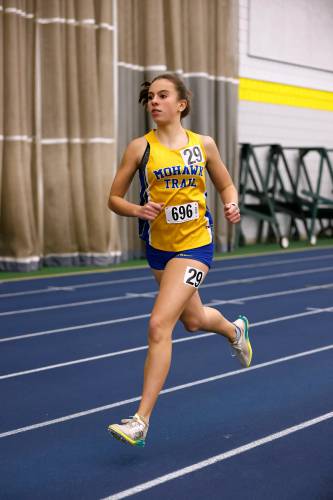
left=138, top=129, right=213, bottom=251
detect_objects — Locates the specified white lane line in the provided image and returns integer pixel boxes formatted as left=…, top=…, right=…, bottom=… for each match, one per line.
left=0, top=343, right=332, bottom=439
left=0, top=276, right=154, bottom=298
left=1, top=282, right=332, bottom=343
left=201, top=266, right=333, bottom=290
left=104, top=410, right=333, bottom=500
left=0, top=314, right=151, bottom=343
left=1, top=253, right=331, bottom=298
left=47, top=286, right=76, bottom=291
left=0, top=292, right=153, bottom=316
left=205, top=283, right=333, bottom=307
left=1, top=306, right=333, bottom=380
left=1, top=265, right=333, bottom=317
left=125, top=292, right=157, bottom=298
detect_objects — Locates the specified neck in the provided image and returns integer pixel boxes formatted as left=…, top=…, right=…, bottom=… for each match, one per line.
left=155, top=122, right=187, bottom=149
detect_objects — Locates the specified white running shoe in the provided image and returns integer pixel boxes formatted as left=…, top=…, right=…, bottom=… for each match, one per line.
left=231, top=315, right=252, bottom=368
left=108, top=413, right=148, bottom=447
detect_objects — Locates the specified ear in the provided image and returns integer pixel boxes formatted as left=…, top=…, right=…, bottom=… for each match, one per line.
left=178, top=100, right=187, bottom=112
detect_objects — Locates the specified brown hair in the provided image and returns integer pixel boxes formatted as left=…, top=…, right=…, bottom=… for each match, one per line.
left=139, top=73, right=192, bottom=119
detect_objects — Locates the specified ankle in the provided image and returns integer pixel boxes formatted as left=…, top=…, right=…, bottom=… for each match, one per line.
left=135, top=413, right=149, bottom=426
left=228, top=324, right=240, bottom=344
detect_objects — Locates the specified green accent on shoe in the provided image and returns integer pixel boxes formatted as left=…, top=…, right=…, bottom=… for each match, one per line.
left=239, top=315, right=249, bottom=341
left=108, top=427, right=146, bottom=447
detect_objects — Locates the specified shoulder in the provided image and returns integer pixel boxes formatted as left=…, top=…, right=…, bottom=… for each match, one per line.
left=187, top=131, right=216, bottom=151
left=199, top=135, right=216, bottom=148
left=124, top=136, right=148, bottom=164
left=199, top=135, right=218, bottom=158
left=127, top=136, right=148, bottom=153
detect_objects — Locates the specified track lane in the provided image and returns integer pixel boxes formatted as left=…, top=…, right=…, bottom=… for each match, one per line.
left=121, top=417, right=333, bottom=500
left=0, top=283, right=332, bottom=374
left=1, top=248, right=333, bottom=499
left=0, top=249, right=332, bottom=312
left=0, top=349, right=332, bottom=500
left=0, top=311, right=332, bottom=434
left=0, top=264, right=332, bottom=337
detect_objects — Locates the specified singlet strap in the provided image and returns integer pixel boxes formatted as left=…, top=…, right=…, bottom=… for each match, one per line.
left=139, top=142, right=150, bottom=172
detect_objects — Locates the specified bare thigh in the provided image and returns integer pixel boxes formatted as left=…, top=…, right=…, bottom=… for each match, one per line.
left=151, top=258, right=208, bottom=329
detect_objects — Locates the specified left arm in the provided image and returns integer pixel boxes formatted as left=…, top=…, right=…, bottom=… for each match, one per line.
left=202, top=135, right=240, bottom=224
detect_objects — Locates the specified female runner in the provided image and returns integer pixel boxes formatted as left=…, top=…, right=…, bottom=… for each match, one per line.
left=107, top=73, right=252, bottom=447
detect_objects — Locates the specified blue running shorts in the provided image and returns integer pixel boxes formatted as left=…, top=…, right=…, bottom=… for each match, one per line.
left=146, top=242, right=214, bottom=270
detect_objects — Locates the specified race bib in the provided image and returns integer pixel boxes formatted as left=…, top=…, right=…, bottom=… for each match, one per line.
left=180, top=145, right=204, bottom=165
left=184, top=266, right=205, bottom=288
left=165, top=202, right=199, bottom=224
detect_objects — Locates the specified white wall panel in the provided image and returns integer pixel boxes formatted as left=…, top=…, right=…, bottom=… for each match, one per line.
left=249, top=0, right=333, bottom=73
left=238, top=0, right=333, bottom=244
left=239, top=101, right=333, bottom=147
left=239, top=0, right=333, bottom=91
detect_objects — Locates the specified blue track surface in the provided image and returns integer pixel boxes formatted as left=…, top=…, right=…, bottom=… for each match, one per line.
left=0, top=248, right=333, bottom=499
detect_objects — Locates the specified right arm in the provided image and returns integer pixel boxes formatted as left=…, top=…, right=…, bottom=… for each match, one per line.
left=108, top=137, right=164, bottom=221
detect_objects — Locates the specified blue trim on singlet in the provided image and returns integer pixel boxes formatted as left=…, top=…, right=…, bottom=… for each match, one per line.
left=138, top=144, right=150, bottom=241
left=137, top=142, right=214, bottom=245
left=205, top=207, right=213, bottom=229
left=138, top=169, right=149, bottom=241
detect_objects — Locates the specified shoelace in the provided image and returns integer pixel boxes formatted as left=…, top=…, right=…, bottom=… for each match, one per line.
left=121, top=416, right=145, bottom=428
left=231, top=340, right=242, bottom=350
left=230, top=322, right=244, bottom=357
left=230, top=336, right=242, bottom=357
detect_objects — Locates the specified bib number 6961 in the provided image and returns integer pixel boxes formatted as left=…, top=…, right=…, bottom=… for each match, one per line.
left=165, top=202, right=199, bottom=224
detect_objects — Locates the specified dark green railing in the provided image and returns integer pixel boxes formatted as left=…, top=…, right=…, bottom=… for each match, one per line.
left=237, top=144, right=333, bottom=248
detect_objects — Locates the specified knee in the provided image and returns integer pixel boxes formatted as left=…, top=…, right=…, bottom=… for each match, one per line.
left=148, top=314, right=170, bottom=344
left=181, top=315, right=202, bottom=333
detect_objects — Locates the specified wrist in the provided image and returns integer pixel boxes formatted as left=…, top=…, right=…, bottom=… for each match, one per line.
left=132, top=204, right=142, bottom=217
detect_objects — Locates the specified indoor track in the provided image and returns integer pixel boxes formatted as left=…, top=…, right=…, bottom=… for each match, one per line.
left=0, top=247, right=332, bottom=499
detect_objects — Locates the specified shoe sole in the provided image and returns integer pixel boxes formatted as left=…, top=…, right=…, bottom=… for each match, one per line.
left=239, top=315, right=252, bottom=367
left=107, top=426, right=145, bottom=447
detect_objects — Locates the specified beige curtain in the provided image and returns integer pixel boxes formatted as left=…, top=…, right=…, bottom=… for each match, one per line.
left=0, top=0, right=239, bottom=271
left=117, top=0, right=239, bottom=255
left=0, top=0, right=118, bottom=271
left=0, top=0, right=38, bottom=270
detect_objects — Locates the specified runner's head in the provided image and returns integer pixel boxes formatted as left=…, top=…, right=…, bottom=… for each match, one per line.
left=139, top=74, right=192, bottom=121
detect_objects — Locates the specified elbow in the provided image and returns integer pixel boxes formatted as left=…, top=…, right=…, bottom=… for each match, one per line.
left=108, top=195, right=115, bottom=212
left=108, top=194, right=124, bottom=215
left=220, top=182, right=233, bottom=196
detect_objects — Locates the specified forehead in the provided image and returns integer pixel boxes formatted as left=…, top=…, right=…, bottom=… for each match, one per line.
left=149, top=79, right=176, bottom=94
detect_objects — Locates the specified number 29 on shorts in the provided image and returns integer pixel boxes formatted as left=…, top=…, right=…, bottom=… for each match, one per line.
left=184, top=266, right=205, bottom=288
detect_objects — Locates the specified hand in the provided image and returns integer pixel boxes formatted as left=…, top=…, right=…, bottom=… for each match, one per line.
left=138, top=201, right=164, bottom=221
left=224, top=202, right=240, bottom=224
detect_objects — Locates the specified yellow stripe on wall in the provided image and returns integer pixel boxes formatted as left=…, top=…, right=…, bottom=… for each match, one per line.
left=239, top=78, right=333, bottom=112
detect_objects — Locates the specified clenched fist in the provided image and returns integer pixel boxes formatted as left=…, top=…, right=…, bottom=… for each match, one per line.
left=224, top=202, right=240, bottom=224
left=138, top=201, right=165, bottom=221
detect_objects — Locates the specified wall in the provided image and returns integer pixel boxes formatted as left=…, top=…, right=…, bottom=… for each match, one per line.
left=239, top=0, right=333, bottom=90
left=238, top=0, right=333, bottom=243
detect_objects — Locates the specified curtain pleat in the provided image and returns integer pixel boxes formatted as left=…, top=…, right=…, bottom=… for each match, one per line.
left=0, top=0, right=238, bottom=270
left=0, top=0, right=118, bottom=270
left=0, top=0, right=37, bottom=268
left=117, top=0, right=239, bottom=254
left=38, top=0, right=116, bottom=266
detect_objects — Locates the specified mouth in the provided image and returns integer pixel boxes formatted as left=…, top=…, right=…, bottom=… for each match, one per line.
left=151, top=109, right=161, bottom=116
